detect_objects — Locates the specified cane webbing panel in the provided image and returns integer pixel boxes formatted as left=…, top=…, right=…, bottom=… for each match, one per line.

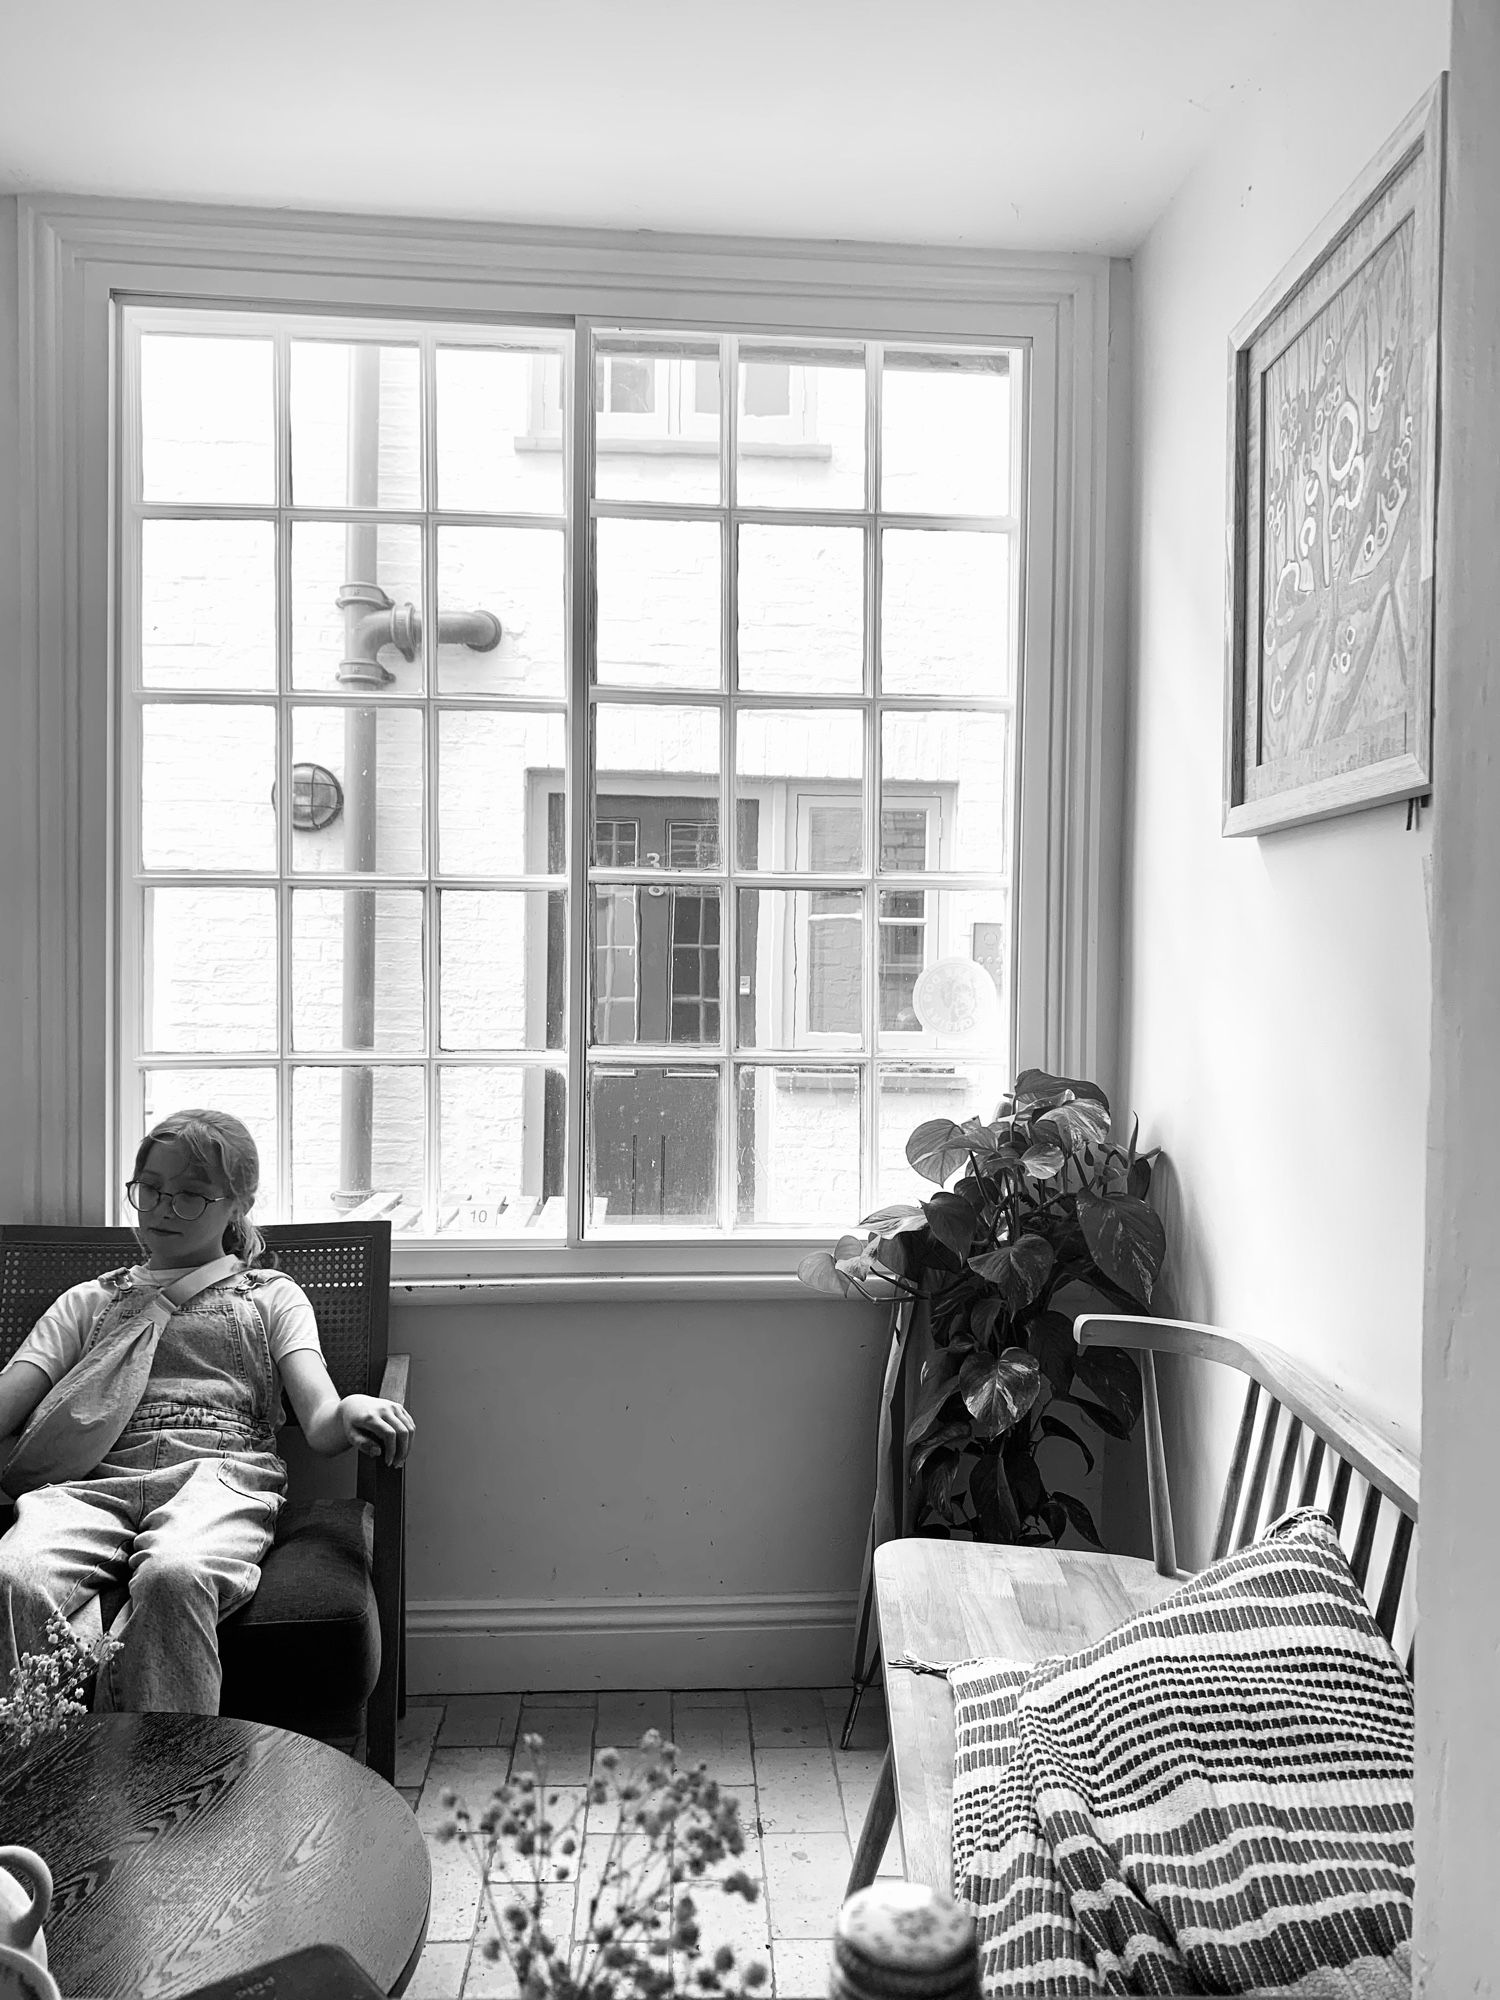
left=0, top=1221, right=391, bottom=1405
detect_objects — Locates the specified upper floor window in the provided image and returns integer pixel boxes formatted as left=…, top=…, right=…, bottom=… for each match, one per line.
left=118, top=309, right=1020, bottom=1246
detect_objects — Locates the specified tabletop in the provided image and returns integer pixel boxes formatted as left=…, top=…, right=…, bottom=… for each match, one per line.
left=0, top=1715, right=430, bottom=2000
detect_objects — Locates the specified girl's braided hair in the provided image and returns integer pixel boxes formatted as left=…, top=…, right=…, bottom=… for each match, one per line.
left=131, top=1108, right=274, bottom=1267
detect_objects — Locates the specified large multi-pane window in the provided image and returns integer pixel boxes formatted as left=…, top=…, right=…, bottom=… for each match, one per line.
left=120, top=309, right=1020, bottom=1243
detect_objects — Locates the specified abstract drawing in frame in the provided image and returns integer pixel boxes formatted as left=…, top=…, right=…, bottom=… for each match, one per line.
left=1223, top=79, right=1445, bottom=835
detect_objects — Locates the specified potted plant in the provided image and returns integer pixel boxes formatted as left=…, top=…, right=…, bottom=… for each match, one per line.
left=798, top=1068, right=1166, bottom=1548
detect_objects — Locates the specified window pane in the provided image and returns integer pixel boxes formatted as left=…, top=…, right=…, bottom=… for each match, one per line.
left=737, top=525, right=864, bottom=695
left=438, top=1065, right=564, bottom=1234
left=141, top=704, right=276, bottom=871
left=588, top=1065, right=720, bottom=1226
left=437, top=346, right=564, bottom=517
left=290, top=1064, right=426, bottom=1222
left=590, top=886, right=721, bottom=1047
left=141, top=520, right=276, bottom=691
left=144, top=888, right=277, bottom=1053
left=437, top=709, right=565, bottom=875
left=735, top=1065, right=861, bottom=1229
left=437, top=526, right=563, bottom=699
left=882, top=710, right=1011, bottom=873
left=735, top=711, right=864, bottom=870
left=440, top=890, right=560, bottom=1051
left=593, top=338, right=721, bottom=505
left=876, top=887, right=1010, bottom=1055
left=593, top=706, right=720, bottom=871
left=291, top=341, right=421, bottom=509
left=140, top=1067, right=279, bottom=1221
left=874, top=1060, right=1010, bottom=1210
left=736, top=888, right=865, bottom=1050
left=140, top=335, right=273, bottom=504
left=596, top=518, right=722, bottom=689
left=292, top=522, right=424, bottom=693
left=881, top=352, right=1011, bottom=516
left=290, top=707, right=425, bottom=875
left=737, top=348, right=866, bottom=510
left=881, top=529, right=1010, bottom=700
left=291, top=889, right=424, bottom=1051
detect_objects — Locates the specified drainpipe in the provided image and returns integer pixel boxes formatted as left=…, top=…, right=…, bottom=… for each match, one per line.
left=330, top=346, right=501, bottom=1213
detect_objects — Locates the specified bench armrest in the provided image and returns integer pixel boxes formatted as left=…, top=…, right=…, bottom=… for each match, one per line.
left=378, top=1353, right=410, bottom=1408
left=1075, top=1314, right=1418, bottom=1517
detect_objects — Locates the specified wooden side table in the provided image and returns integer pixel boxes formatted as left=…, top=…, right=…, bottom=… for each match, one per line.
left=0, top=1715, right=430, bottom=1999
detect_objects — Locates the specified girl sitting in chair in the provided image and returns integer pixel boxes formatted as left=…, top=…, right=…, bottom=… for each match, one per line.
left=0, top=1108, right=413, bottom=1714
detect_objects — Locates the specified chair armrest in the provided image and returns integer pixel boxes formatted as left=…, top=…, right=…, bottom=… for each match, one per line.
left=378, top=1354, right=410, bottom=1408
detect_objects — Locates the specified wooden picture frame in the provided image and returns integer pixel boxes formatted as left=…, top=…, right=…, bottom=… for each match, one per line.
left=1223, top=80, right=1445, bottom=836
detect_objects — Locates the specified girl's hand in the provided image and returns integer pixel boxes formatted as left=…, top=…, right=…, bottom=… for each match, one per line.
left=339, top=1394, right=415, bottom=1466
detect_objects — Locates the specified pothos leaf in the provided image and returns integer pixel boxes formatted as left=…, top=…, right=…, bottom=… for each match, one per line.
left=1012, top=1070, right=1111, bottom=1114
left=1056, top=1491, right=1104, bottom=1549
left=968, top=1234, right=1054, bottom=1311
left=796, top=1250, right=859, bottom=1297
left=911, top=1421, right=972, bottom=1476
left=1039, top=1412, right=1096, bottom=1473
left=918, top=1449, right=963, bottom=1519
left=1020, top=1141, right=1065, bottom=1180
left=1035, top=1098, right=1112, bottom=1154
left=922, top=1190, right=978, bottom=1259
left=1027, top=1310, right=1078, bottom=1395
left=905, top=1368, right=963, bottom=1446
left=905, top=1119, right=976, bottom=1186
left=858, top=1204, right=928, bottom=1231
left=968, top=1452, right=1020, bottom=1541
left=959, top=1347, right=1042, bottom=1438
left=1075, top=1191, right=1165, bottom=1305
left=1061, top=1394, right=1135, bottom=1442
left=1072, top=1344, right=1143, bottom=1430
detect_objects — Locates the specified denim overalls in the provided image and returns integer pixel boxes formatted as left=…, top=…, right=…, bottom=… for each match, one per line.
left=0, top=1268, right=288, bottom=1714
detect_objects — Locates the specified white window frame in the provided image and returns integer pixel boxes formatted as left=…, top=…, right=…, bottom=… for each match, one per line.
left=14, top=196, right=1126, bottom=1281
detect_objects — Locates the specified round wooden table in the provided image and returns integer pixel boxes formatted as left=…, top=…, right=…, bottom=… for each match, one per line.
left=0, top=1715, right=430, bottom=1999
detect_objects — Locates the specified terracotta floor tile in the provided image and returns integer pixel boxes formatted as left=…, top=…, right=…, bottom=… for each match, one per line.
left=749, top=1689, right=833, bottom=1749
left=760, top=1831, right=853, bottom=1938
left=512, top=1704, right=597, bottom=1783
left=596, top=1689, right=674, bottom=1747
left=753, top=1745, right=846, bottom=1835
left=771, top=1936, right=836, bottom=1997
left=395, top=1704, right=444, bottom=1789
left=670, top=1702, right=754, bottom=1784
left=437, top=1694, right=523, bottom=1749
left=405, top=1940, right=469, bottom=2000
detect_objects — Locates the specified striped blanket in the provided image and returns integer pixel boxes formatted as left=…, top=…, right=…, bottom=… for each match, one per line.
left=949, top=1510, right=1414, bottom=1996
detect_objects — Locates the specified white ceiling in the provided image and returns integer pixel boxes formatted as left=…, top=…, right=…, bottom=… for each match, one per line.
left=0, top=0, right=1319, bottom=254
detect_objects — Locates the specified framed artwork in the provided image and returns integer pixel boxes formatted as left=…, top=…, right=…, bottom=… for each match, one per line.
left=1223, top=80, right=1445, bottom=835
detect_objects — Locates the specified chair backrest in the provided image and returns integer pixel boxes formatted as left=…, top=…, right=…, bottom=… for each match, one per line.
left=0, top=1221, right=391, bottom=1409
left=1077, top=1315, right=1420, bottom=1666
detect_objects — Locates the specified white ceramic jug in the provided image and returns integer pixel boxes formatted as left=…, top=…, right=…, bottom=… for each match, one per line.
left=0, top=1943, right=60, bottom=2000
left=0, top=1851, right=50, bottom=1971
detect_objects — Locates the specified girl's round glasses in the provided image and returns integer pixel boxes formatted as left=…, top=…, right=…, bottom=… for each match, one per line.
left=126, top=1182, right=229, bottom=1222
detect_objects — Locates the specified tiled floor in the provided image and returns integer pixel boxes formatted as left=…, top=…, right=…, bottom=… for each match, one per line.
left=394, top=1685, right=897, bottom=1999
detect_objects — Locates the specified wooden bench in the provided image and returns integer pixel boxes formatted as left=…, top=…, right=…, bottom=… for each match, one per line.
left=848, top=1312, right=1421, bottom=1896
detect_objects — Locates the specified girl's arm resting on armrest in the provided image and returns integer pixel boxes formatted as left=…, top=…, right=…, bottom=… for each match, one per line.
left=0, top=1360, right=53, bottom=1446
left=276, top=1348, right=415, bottom=1467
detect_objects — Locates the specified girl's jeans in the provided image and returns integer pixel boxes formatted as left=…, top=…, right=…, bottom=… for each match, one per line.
left=0, top=1422, right=284, bottom=1713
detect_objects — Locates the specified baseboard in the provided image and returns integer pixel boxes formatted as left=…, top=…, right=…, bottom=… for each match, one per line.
left=406, top=1590, right=860, bottom=1693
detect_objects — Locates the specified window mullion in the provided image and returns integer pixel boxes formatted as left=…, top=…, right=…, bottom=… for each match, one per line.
left=274, top=325, right=294, bottom=1220
left=420, top=328, right=441, bottom=1234
left=863, top=341, right=884, bottom=1218
left=568, top=320, right=593, bottom=1245
left=721, top=331, right=738, bottom=1232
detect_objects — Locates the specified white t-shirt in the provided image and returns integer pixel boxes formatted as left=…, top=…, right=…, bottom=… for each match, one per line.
left=2, top=1263, right=324, bottom=1386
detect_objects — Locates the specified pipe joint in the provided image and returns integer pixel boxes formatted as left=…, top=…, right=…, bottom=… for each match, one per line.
left=337, top=579, right=502, bottom=683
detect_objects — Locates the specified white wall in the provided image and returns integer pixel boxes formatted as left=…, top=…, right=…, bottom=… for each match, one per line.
left=1120, top=7, right=1448, bottom=1562
left=391, top=1287, right=890, bottom=1689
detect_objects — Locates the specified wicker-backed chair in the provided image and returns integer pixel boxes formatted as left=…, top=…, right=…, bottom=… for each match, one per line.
left=0, top=1220, right=408, bottom=1782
